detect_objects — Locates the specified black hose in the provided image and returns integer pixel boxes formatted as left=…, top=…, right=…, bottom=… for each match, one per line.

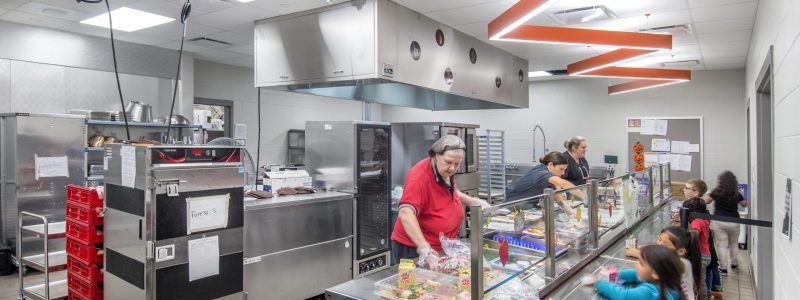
left=104, top=0, right=130, bottom=140
left=165, top=0, right=191, bottom=141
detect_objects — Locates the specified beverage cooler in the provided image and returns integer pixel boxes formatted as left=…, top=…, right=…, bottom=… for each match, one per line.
left=305, top=121, right=391, bottom=278
left=103, top=144, right=245, bottom=299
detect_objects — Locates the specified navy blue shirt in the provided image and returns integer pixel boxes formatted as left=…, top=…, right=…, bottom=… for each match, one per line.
left=505, top=164, right=554, bottom=205
left=562, top=151, right=589, bottom=186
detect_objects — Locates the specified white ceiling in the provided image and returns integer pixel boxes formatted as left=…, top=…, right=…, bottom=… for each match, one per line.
left=0, top=0, right=757, bottom=71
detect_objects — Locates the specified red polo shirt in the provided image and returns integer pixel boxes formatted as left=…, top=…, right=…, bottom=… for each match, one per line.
left=391, top=157, right=464, bottom=251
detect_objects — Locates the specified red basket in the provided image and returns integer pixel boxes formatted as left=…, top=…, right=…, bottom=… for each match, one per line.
left=67, top=256, right=103, bottom=283
left=66, top=239, right=103, bottom=265
left=66, top=222, right=103, bottom=245
left=67, top=184, right=103, bottom=207
left=68, top=275, right=103, bottom=300
left=66, top=203, right=103, bottom=227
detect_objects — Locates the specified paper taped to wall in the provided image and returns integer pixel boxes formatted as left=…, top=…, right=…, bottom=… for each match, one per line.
left=651, top=139, right=670, bottom=151
left=188, top=235, right=220, bottom=281
left=121, top=146, right=136, bottom=188
left=34, top=155, right=69, bottom=180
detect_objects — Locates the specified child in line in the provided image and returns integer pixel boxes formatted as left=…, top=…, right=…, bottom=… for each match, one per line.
left=707, top=230, right=724, bottom=298
left=596, top=245, right=686, bottom=300
left=682, top=179, right=712, bottom=300
left=626, top=226, right=703, bottom=300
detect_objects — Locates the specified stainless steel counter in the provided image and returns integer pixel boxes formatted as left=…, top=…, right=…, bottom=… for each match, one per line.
left=326, top=266, right=398, bottom=300
left=244, top=191, right=354, bottom=300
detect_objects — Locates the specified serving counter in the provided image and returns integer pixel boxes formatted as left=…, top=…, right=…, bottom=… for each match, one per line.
left=244, top=191, right=354, bottom=300
left=326, top=164, right=676, bottom=300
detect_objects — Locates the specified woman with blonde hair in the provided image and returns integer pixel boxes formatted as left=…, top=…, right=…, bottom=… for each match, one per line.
left=563, top=136, right=590, bottom=186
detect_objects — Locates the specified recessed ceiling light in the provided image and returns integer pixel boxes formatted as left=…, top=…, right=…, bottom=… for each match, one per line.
left=237, top=0, right=255, bottom=3
left=80, top=7, right=174, bottom=32
left=528, top=71, right=552, bottom=77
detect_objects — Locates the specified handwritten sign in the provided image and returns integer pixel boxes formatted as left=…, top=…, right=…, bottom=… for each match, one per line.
left=34, top=155, right=68, bottom=180
left=186, top=194, right=229, bottom=234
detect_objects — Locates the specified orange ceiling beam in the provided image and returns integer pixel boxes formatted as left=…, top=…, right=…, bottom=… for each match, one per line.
left=608, top=79, right=687, bottom=95
left=580, top=67, right=692, bottom=81
left=488, top=0, right=557, bottom=40
left=567, top=48, right=657, bottom=75
left=498, top=25, right=673, bottom=50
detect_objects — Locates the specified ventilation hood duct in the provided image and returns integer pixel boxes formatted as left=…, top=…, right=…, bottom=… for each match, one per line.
left=254, top=0, right=529, bottom=110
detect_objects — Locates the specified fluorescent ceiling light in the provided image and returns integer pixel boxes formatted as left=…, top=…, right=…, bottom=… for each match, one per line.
left=609, top=80, right=686, bottom=95
left=80, top=7, right=174, bottom=32
left=489, top=0, right=558, bottom=40
left=529, top=71, right=553, bottom=77
left=237, top=0, right=255, bottom=2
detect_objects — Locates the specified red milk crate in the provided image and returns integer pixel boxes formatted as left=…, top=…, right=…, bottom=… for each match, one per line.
left=68, top=275, right=103, bottom=300
left=66, top=239, right=103, bottom=265
left=67, top=184, right=103, bottom=207
left=67, top=256, right=103, bottom=283
left=66, top=202, right=103, bottom=227
left=66, top=222, right=103, bottom=245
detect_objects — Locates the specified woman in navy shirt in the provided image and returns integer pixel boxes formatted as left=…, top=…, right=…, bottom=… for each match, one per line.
left=505, top=151, right=578, bottom=214
left=562, top=136, right=590, bottom=186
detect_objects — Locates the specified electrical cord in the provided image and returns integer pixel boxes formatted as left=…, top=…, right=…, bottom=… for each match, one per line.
left=165, top=0, right=192, bottom=142
left=77, top=0, right=131, bottom=140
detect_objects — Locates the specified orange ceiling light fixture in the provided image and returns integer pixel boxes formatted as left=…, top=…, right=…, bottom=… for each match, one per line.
left=497, top=26, right=673, bottom=50
left=567, top=48, right=657, bottom=75
left=488, top=0, right=559, bottom=40
left=579, top=67, right=691, bottom=81
left=608, top=79, right=688, bottom=95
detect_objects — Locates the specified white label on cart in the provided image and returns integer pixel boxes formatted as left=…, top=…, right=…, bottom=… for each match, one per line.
left=103, top=156, right=108, bottom=170
left=34, top=155, right=69, bottom=180
left=243, top=257, right=261, bottom=265
left=186, top=193, right=230, bottom=234
left=121, top=146, right=136, bottom=188
left=188, top=236, right=219, bottom=281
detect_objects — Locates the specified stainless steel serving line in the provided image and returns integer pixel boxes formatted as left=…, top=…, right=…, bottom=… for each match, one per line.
left=243, top=192, right=354, bottom=300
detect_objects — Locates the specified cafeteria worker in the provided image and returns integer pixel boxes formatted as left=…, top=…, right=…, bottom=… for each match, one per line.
left=391, top=135, right=491, bottom=265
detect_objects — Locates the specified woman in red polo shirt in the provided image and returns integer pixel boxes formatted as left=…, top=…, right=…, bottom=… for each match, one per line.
left=391, top=135, right=491, bottom=265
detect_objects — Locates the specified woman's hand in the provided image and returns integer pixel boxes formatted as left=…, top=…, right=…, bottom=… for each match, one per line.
left=416, top=243, right=440, bottom=269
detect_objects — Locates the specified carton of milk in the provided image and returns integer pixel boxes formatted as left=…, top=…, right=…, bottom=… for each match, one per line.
left=263, top=170, right=312, bottom=193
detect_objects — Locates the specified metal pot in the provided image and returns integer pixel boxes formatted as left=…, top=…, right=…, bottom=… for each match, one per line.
left=168, top=115, right=191, bottom=125
left=124, top=101, right=153, bottom=123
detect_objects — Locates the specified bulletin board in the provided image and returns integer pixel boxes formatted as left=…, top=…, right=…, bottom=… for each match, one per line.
left=626, top=117, right=703, bottom=182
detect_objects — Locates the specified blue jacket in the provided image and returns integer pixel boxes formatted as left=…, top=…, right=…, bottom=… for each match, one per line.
left=595, top=269, right=681, bottom=300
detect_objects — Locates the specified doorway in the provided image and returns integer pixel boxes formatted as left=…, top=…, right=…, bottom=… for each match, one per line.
left=194, top=98, right=234, bottom=141
left=753, top=46, right=774, bottom=300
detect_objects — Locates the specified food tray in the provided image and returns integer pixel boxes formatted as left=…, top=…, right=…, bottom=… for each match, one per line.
left=66, top=222, right=103, bottom=245
left=67, top=256, right=103, bottom=283
left=66, top=239, right=103, bottom=265
left=67, top=185, right=103, bottom=207
left=493, top=234, right=568, bottom=257
left=66, top=203, right=103, bottom=227
left=68, top=275, right=103, bottom=300
left=374, top=268, right=463, bottom=300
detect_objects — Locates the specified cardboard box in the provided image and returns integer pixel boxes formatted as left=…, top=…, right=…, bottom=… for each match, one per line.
left=264, top=170, right=312, bottom=193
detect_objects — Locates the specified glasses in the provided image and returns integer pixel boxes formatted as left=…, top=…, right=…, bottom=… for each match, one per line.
left=682, top=187, right=695, bottom=191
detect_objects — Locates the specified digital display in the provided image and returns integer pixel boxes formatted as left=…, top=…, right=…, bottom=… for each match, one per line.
left=192, top=149, right=203, bottom=156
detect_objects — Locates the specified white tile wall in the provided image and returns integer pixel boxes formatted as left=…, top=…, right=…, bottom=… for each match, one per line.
left=382, top=69, right=747, bottom=189
left=193, top=60, right=381, bottom=166
left=745, top=0, right=800, bottom=298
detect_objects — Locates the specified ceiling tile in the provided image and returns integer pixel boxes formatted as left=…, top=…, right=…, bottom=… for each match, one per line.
left=204, top=29, right=253, bottom=46
left=226, top=44, right=254, bottom=55
left=0, top=9, right=108, bottom=38
left=0, top=0, right=27, bottom=10
left=688, top=0, right=756, bottom=9
left=34, top=0, right=139, bottom=15
left=126, top=0, right=183, bottom=20
left=693, top=17, right=755, bottom=34
left=191, top=4, right=277, bottom=31
left=673, top=35, right=699, bottom=46
left=704, top=62, right=745, bottom=70
left=698, top=30, right=752, bottom=44
left=194, top=48, right=248, bottom=61
left=703, top=56, right=746, bottom=65
left=115, top=31, right=174, bottom=46
left=701, top=40, right=750, bottom=53
left=217, top=56, right=253, bottom=69
left=425, top=1, right=516, bottom=26
left=690, top=1, right=757, bottom=23
left=160, top=0, right=233, bottom=14
left=134, top=21, right=224, bottom=41
left=0, top=8, right=9, bottom=15
left=393, top=0, right=509, bottom=14
left=157, top=39, right=222, bottom=52
left=15, top=2, right=94, bottom=22
left=248, top=0, right=329, bottom=15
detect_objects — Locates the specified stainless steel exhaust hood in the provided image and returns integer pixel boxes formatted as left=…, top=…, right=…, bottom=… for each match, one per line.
left=254, top=0, right=529, bottom=110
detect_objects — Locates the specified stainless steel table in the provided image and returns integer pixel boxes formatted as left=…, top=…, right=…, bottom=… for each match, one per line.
left=325, top=267, right=397, bottom=300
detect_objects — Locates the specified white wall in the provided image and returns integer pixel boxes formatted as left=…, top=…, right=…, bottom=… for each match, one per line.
left=745, top=0, right=800, bottom=299
left=382, top=69, right=747, bottom=189
left=193, top=60, right=382, bottom=166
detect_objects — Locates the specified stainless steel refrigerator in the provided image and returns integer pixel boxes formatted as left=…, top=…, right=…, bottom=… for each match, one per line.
left=305, top=121, right=391, bottom=278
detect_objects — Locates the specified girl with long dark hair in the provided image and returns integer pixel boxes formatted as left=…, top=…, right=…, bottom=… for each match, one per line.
left=704, top=171, right=747, bottom=275
left=596, top=245, right=685, bottom=300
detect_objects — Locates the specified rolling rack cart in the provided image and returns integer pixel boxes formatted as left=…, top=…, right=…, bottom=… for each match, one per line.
left=478, top=130, right=506, bottom=203
left=17, top=212, right=68, bottom=300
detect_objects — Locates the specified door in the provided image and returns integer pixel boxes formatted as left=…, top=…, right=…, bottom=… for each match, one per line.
left=194, top=98, right=233, bottom=143
left=754, top=48, right=774, bottom=300
left=355, top=124, right=391, bottom=259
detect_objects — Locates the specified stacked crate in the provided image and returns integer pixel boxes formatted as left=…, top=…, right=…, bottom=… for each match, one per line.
left=65, top=184, right=104, bottom=300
